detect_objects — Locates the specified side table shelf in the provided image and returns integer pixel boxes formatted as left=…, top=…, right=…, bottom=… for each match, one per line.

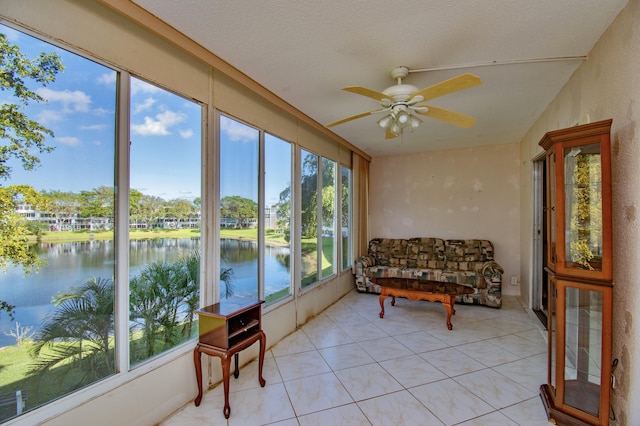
left=193, top=299, right=266, bottom=419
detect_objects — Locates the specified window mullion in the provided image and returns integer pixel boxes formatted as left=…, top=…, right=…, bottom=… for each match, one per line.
left=114, top=71, right=131, bottom=373
left=258, top=131, right=265, bottom=300
left=316, top=158, right=323, bottom=280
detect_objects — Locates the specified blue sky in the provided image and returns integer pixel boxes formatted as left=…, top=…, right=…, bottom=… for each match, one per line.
left=2, top=24, right=200, bottom=201
left=2, top=23, right=292, bottom=206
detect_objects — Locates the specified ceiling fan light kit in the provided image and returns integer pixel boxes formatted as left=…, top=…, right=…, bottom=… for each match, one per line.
left=326, top=66, right=482, bottom=139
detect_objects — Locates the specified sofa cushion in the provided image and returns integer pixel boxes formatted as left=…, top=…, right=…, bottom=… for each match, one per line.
left=407, top=238, right=446, bottom=269
left=366, top=266, right=407, bottom=279
left=440, top=270, right=487, bottom=289
left=445, top=261, right=484, bottom=272
left=445, top=239, right=494, bottom=262
left=368, top=238, right=408, bottom=267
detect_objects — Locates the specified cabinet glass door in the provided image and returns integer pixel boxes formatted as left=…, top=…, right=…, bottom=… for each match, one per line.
left=549, top=275, right=557, bottom=391
left=563, top=143, right=602, bottom=273
left=548, top=150, right=557, bottom=268
left=563, top=285, right=603, bottom=417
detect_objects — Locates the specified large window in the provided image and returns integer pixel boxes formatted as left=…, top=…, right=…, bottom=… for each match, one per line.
left=218, top=115, right=293, bottom=303
left=128, top=77, right=202, bottom=366
left=300, top=150, right=337, bottom=287
left=300, top=150, right=319, bottom=286
left=264, top=133, right=292, bottom=302
left=341, top=165, right=352, bottom=270
left=321, top=158, right=336, bottom=280
left=219, top=115, right=259, bottom=301
left=0, top=25, right=202, bottom=421
left=0, top=25, right=117, bottom=420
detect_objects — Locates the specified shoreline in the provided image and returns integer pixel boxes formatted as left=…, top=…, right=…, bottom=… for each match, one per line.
left=27, top=229, right=291, bottom=247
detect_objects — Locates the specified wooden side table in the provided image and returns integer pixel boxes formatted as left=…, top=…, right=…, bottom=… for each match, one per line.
left=193, top=299, right=266, bottom=419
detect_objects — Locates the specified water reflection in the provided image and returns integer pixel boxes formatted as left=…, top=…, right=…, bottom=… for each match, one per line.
left=0, top=238, right=290, bottom=347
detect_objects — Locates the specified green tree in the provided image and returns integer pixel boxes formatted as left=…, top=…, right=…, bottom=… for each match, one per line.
left=220, top=195, right=258, bottom=228
left=321, top=159, right=335, bottom=230
left=176, top=251, right=201, bottom=336
left=30, top=277, right=115, bottom=386
left=129, top=252, right=202, bottom=361
left=41, top=190, right=82, bottom=231
left=0, top=185, right=51, bottom=318
left=78, top=186, right=115, bottom=222
left=300, top=154, right=318, bottom=238
left=277, top=186, right=291, bottom=242
left=130, top=192, right=164, bottom=229
left=1, top=32, right=63, bottom=318
left=0, top=32, right=64, bottom=180
left=165, top=198, right=195, bottom=227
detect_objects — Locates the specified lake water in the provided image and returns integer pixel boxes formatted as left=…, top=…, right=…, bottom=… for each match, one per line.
left=0, top=238, right=290, bottom=347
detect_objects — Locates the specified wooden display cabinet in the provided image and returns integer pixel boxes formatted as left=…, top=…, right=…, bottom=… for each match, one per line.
left=193, top=299, right=266, bottom=419
left=539, top=119, right=614, bottom=426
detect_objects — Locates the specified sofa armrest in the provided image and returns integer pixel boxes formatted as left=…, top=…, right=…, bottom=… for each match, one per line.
left=482, top=261, right=504, bottom=283
left=352, top=255, right=376, bottom=276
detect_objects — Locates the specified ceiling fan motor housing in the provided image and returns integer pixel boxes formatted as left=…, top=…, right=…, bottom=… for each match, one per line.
left=382, top=84, right=419, bottom=102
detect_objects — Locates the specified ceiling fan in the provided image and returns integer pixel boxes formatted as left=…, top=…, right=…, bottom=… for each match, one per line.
left=326, top=66, right=482, bottom=139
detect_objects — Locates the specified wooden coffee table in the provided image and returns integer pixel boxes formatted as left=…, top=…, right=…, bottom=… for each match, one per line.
left=371, top=277, right=474, bottom=330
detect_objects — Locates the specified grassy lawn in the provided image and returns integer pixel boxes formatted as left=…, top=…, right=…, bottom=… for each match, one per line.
left=0, top=342, right=99, bottom=421
left=0, top=326, right=198, bottom=421
left=29, top=227, right=290, bottom=246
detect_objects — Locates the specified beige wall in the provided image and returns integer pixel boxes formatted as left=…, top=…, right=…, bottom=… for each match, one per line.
left=369, top=143, right=521, bottom=296
left=518, top=0, right=640, bottom=423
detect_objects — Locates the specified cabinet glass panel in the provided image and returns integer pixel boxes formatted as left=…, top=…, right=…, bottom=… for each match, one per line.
left=563, top=143, right=602, bottom=272
left=549, top=276, right=557, bottom=390
left=548, top=151, right=557, bottom=266
left=564, top=286, right=602, bottom=417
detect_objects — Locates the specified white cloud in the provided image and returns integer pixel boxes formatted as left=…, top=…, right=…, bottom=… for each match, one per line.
left=131, top=110, right=186, bottom=136
left=179, top=129, right=194, bottom=139
left=80, top=124, right=109, bottom=131
left=133, top=97, right=156, bottom=114
left=221, top=117, right=258, bottom=142
left=37, top=109, right=64, bottom=124
left=96, top=72, right=116, bottom=86
left=131, top=78, right=162, bottom=96
left=37, top=88, right=91, bottom=113
left=56, top=136, right=81, bottom=146
left=92, top=107, right=112, bottom=117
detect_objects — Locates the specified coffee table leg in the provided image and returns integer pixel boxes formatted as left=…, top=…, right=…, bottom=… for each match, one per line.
left=379, top=293, right=386, bottom=318
left=443, top=296, right=454, bottom=330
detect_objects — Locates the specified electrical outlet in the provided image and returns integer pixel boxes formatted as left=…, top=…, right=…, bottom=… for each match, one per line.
left=510, top=276, right=518, bottom=286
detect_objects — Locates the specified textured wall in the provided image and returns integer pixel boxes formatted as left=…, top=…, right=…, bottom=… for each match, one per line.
left=519, top=0, right=640, bottom=423
left=369, top=143, right=520, bottom=296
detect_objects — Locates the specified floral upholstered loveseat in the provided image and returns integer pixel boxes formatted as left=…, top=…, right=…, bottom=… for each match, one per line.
left=352, top=238, right=503, bottom=308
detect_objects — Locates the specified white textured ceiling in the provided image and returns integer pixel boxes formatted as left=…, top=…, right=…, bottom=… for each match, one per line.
left=132, top=0, right=627, bottom=157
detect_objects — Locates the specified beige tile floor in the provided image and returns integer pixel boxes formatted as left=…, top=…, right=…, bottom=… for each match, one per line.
left=162, top=291, right=552, bottom=425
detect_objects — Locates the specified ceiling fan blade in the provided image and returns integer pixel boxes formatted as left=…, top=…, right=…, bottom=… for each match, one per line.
left=412, top=73, right=482, bottom=102
left=415, top=105, right=478, bottom=128
left=342, top=86, right=394, bottom=102
left=326, top=108, right=385, bottom=128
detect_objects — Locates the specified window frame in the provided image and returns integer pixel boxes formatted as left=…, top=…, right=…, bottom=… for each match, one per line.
left=216, top=112, right=296, bottom=307
left=340, top=164, right=353, bottom=272
left=0, top=22, right=208, bottom=423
